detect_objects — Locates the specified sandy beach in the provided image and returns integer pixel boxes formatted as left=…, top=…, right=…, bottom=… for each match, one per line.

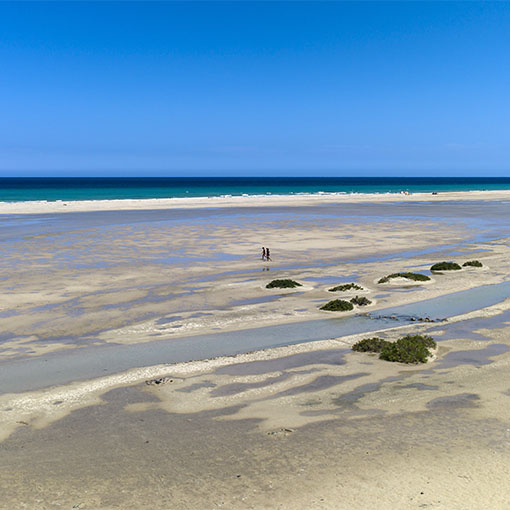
left=1, top=192, right=510, bottom=509
left=1, top=188, right=510, bottom=215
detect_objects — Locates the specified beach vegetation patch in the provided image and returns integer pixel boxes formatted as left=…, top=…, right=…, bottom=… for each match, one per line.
left=350, top=296, right=372, bottom=306
left=266, top=279, right=302, bottom=289
left=378, top=272, right=430, bottom=284
left=352, top=337, right=391, bottom=353
left=379, top=335, right=437, bottom=364
left=463, top=260, right=483, bottom=267
left=319, top=299, right=354, bottom=312
left=430, top=261, right=461, bottom=271
left=328, top=283, right=363, bottom=292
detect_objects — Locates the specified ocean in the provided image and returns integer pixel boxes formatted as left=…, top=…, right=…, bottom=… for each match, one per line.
left=1, top=177, right=510, bottom=202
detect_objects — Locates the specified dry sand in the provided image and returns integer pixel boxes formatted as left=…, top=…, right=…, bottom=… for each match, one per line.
left=1, top=193, right=510, bottom=509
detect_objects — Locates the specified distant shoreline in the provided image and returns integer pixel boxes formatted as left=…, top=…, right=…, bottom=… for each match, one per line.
left=1, top=188, right=510, bottom=214
left=2, top=176, right=510, bottom=203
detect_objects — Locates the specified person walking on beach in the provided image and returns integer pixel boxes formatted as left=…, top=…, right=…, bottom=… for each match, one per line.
left=261, top=247, right=266, bottom=260
left=266, top=247, right=271, bottom=261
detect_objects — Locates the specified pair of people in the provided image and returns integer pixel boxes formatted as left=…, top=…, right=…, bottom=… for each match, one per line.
left=261, top=247, right=271, bottom=261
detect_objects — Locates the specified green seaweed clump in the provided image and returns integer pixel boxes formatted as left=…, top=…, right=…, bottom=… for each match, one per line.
left=319, top=299, right=354, bottom=312
left=378, top=272, right=430, bottom=284
left=350, top=295, right=372, bottom=306
left=430, top=261, right=461, bottom=271
left=266, top=279, right=302, bottom=289
left=352, top=337, right=391, bottom=353
left=379, top=335, right=437, bottom=364
left=328, top=283, right=363, bottom=292
left=463, top=260, right=483, bottom=267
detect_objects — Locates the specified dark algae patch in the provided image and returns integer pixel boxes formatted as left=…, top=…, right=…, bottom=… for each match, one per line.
left=379, top=335, right=437, bottom=364
left=378, top=272, right=430, bottom=284
left=463, top=260, right=483, bottom=267
left=350, top=296, right=372, bottom=306
left=328, top=283, right=363, bottom=292
left=266, top=279, right=302, bottom=289
left=320, top=299, right=354, bottom=312
left=352, top=337, right=391, bottom=353
left=430, top=261, right=462, bottom=271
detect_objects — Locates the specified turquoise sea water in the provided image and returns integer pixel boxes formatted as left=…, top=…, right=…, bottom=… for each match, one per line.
left=1, top=177, right=510, bottom=202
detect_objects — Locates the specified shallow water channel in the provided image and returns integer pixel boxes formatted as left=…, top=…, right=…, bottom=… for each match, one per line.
left=2, top=281, right=510, bottom=394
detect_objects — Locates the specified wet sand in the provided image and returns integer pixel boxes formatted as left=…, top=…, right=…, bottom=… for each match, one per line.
left=1, top=199, right=508, bottom=360
left=1, top=193, right=510, bottom=509
left=2, top=312, right=510, bottom=509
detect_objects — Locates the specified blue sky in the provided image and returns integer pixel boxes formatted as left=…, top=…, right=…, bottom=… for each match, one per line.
left=0, top=1, right=509, bottom=177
